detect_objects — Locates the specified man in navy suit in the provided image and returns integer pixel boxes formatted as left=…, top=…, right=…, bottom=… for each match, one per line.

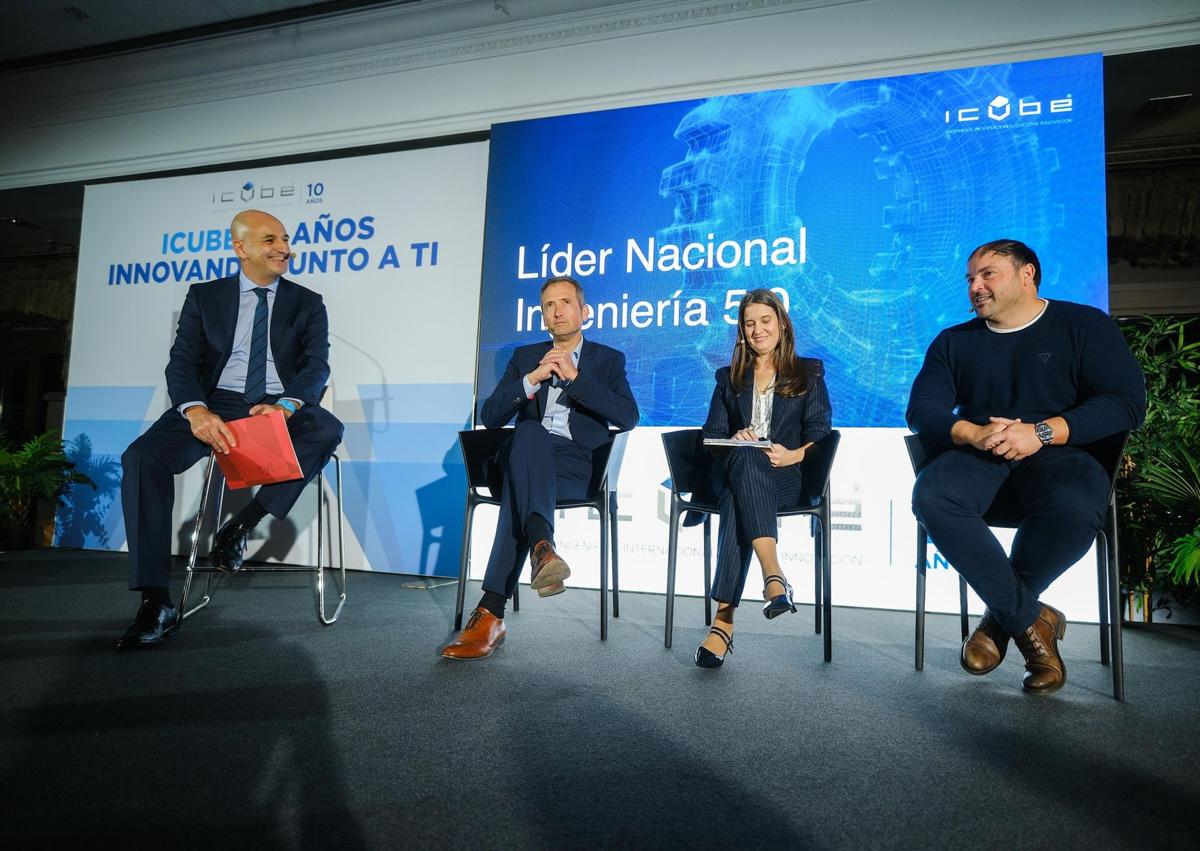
left=441, top=276, right=639, bottom=659
left=117, top=209, right=344, bottom=648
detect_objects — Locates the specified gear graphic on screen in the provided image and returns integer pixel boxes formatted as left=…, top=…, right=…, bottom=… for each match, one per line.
left=651, top=63, right=1059, bottom=427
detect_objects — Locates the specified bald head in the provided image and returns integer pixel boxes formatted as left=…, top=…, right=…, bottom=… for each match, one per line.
left=231, top=209, right=283, bottom=241
left=231, top=209, right=291, bottom=285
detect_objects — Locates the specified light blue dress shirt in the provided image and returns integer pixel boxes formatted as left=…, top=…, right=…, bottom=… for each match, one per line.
left=178, top=273, right=298, bottom=415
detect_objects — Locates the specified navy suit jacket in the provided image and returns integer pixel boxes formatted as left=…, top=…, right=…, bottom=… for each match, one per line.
left=701, top=359, right=833, bottom=450
left=164, top=275, right=331, bottom=408
left=480, top=340, right=639, bottom=451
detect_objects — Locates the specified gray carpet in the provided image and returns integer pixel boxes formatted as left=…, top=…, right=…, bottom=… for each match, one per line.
left=1, top=549, right=1198, bottom=849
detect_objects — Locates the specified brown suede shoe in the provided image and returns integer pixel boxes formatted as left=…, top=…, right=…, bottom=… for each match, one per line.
left=960, top=609, right=1010, bottom=675
left=441, top=607, right=506, bottom=660
left=1012, top=604, right=1067, bottom=694
left=529, top=540, right=570, bottom=598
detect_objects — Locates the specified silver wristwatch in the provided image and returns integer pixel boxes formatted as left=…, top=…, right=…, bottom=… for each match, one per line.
left=1034, top=421, right=1054, bottom=446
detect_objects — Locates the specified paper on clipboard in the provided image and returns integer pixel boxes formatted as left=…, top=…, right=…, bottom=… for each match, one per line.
left=214, top=410, right=304, bottom=489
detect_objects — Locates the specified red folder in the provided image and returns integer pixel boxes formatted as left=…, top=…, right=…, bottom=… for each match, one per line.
left=214, top=410, right=304, bottom=489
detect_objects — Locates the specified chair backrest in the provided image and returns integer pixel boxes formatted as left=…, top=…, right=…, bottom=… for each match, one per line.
left=903, top=432, right=933, bottom=476
left=800, top=430, right=842, bottom=506
left=594, top=431, right=630, bottom=496
left=903, top=430, right=1130, bottom=527
left=660, top=429, right=718, bottom=501
left=661, top=428, right=841, bottom=508
left=458, top=428, right=512, bottom=494
left=458, top=427, right=630, bottom=501
left=1083, top=430, right=1130, bottom=502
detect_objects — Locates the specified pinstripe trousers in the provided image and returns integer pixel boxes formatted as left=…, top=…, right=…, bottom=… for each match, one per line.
left=711, top=448, right=805, bottom=606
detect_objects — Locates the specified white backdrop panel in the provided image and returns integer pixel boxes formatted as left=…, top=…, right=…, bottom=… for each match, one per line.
left=58, top=143, right=489, bottom=575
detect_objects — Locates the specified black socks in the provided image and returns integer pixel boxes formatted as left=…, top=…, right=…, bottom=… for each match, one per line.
left=232, top=498, right=268, bottom=529
left=474, top=513, right=553, bottom=623
left=141, top=587, right=174, bottom=608
left=524, top=512, right=553, bottom=549
left=479, top=591, right=507, bottom=620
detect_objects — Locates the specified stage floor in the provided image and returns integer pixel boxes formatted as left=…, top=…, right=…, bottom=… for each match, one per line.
left=2, top=548, right=1198, bottom=848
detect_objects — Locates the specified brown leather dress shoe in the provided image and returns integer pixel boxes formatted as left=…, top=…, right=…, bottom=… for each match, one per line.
left=529, top=540, right=570, bottom=598
left=1013, top=604, right=1067, bottom=694
left=441, top=607, right=506, bottom=660
left=960, top=609, right=1010, bottom=675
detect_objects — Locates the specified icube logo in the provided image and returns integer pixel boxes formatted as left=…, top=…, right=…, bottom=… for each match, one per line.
left=944, top=94, right=1073, bottom=124
left=211, top=180, right=296, bottom=205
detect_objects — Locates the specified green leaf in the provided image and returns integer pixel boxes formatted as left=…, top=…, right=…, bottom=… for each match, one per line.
left=1167, top=529, right=1200, bottom=587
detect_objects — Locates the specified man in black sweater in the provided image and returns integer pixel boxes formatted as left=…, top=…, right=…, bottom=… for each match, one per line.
left=907, top=239, right=1144, bottom=694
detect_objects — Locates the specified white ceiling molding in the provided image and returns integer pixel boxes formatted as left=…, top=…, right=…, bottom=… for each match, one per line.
left=1, top=0, right=1198, bottom=189
left=4, top=0, right=856, bottom=129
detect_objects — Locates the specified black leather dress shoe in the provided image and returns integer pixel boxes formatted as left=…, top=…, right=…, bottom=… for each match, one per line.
left=116, top=599, right=179, bottom=649
left=209, top=519, right=254, bottom=573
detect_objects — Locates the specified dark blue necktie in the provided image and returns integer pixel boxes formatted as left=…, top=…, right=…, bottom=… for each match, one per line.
left=243, top=288, right=270, bottom=403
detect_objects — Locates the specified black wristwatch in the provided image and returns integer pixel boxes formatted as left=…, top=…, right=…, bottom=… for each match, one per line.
left=1034, top=421, right=1054, bottom=446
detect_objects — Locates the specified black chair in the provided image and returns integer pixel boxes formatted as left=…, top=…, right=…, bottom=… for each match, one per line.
left=452, top=428, right=627, bottom=640
left=661, top=429, right=841, bottom=661
left=905, top=431, right=1129, bottom=701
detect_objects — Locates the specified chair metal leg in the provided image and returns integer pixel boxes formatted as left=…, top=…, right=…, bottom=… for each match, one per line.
left=333, top=455, right=347, bottom=615
left=915, top=525, right=927, bottom=671
left=180, top=454, right=221, bottom=622
left=454, top=497, right=474, bottom=631
left=665, top=498, right=681, bottom=648
left=1107, top=496, right=1125, bottom=701
left=702, top=514, right=713, bottom=627
left=814, top=518, right=823, bottom=635
left=599, top=491, right=609, bottom=641
left=1097, top=529, right=1111, bottom=666
left=316, top=466, right=324, bottom=614
left=315, top=455, right=347, bottom=625
left=958, top=575, right=969, bottom=640
left=611, top=492, right=620, bottom=619
left=821, top=511, right=832, bottom=663
left=512, top=520, right=520, bottom=613
left=181, top=451, right=347, bottom=627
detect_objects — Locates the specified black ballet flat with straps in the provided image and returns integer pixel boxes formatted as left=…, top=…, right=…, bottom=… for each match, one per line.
left=762, top=574, right=797, bottom=620
left=694, top=624, right=734, bottom=668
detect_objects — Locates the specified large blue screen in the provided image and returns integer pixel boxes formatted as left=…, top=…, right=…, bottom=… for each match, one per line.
left=478, top=55, right=1107, bottom=427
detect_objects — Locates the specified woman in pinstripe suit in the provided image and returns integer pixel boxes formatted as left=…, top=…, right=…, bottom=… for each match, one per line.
left=695, top=289, right=833, bottom=668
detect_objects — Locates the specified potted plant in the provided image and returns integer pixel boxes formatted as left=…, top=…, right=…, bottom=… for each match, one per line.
left=1117, top=315, right=1200, bottom=620
left=0, top=430, right=95, bottom=550
left=1139, top=442, right=1200, bottom=598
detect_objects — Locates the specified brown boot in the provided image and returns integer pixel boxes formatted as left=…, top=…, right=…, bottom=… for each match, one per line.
left=960, top=609, right=1010, bottom=675
left=529, top=540, right=570, bottom=597
left=1012, top=604, right=1067, bottom=694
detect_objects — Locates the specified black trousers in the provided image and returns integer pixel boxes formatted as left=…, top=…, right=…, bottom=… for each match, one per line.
left=121, top=389, right=344, bottom=590
left=911, top=446, right=1109, bottom=636
left=710, top=448, right=805, bottom=607
left=480, top=420, right=592, bottom=599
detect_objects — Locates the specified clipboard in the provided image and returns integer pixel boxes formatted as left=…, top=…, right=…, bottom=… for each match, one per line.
left=214, top=410, right=304, bottom=489
left=703, top=438, right=771, bottom=448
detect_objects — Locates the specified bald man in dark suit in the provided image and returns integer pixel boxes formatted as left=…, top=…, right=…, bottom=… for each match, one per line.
left=117, top=210, right=343, bottom=648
